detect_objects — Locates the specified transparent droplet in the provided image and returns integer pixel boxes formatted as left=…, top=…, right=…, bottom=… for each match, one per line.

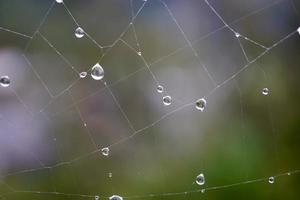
left=0, top=76, right=11, bottom=87
left=95, top=195, right=100, bottom=200
left=262, top=87, right=269, bottom=96
left=109, top=195, right=123, bottom=200
left=235, top=32, right=240, bottom=38
left=108, top=172, right=112, bottom=178
left=56, top=0, right=63, bottom=3
left=137, top=51, right=142, bottom=56
left=162, top=96, right=172, bottom=106
left=196, top=173, right=205, bottom=186
left=201, top=189, right=205, bottom=193
left=297, top=27, right=300, bottom=35
left=91, top=63, right=104, bottom=80
left=195, top=98, right=206, bottom=112
left=268, top=176, right=274, bottom=184
left=287, top=172, right=291, bottom=176
left=101, top=147, right=109, bottom=156
left=79, top=72, right=87, bottom=78
left=157, top=85, right=164, bottom=93
left=75, top=27, right=85, bottom=38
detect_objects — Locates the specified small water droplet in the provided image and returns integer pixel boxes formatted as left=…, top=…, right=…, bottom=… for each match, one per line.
left=75, top=27, right=85, bottom=38
left=235, top=32, right=240, bottom=38
left=91, top=63, right=104, bottom=80
left=268, top=176, right=274, bottom=184
left=95, top=195, right=100, bottom=200
left=101, top=147, right=109, bottom=156
left=288, top=172, right=291, bottom=176
left=162, top=96, right=172, bottom=106
left=262, top=87, right=269, bottom=96
left=108, top=172, right=112, bottom=178
left=137, top=51, right=142, bottom=56
left=83, top=123, right=87, bottom=127
left=201, top=189, right=205, bottom=193
left=0, top=76, right=11, bottom=87
left=195, top=98, right=206, bottom=112
left=297, top=27, right=300, bottom=35
left=157, top=85, right=164, bottom=93
left=56, top=0, right=63, bottom=3
left=109, top=195, right=123, bottom=200
left=79, top=72, right=87, bottom=78
left=196, top=173, right=205, bottom=186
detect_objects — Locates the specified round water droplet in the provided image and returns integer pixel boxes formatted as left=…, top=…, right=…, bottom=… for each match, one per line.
left=108, top=172, right=112, bottom=178
left=79, top=72, right=87, bottom=78
left=162, top=96, right=172, bottom=106
left=0, top=76, right=11, bottom=87
left=201, top=189, right=205, bottom=193
left=101, top=147, right=109, bottom=156
left=196, top=173, right=205, bottom=186
left=75, top=27, right=85, bottom=38
left=262, top=87, right=269, bottom=96
left=157, top=85, right=164, bottom=93
left=109, top=195, right=123, bottom=200
left=91, top=63, right=104, bottom=80
left=268, top=176, right=274, bottom=184
left=95, top=195, right=100, bottom=200
left=195, top=98, right=206, bottom=112
left=235, top=32, right=240, bottom=38
left=137, top=51, right=142, bottom=56
left=56, top=0, right=63, bottom=3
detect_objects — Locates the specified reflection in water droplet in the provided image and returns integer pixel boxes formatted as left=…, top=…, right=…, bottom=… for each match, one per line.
left=101, top=147, right=109, bottom=156
left=196, top=173, right=205, bottom=186
left=0, top=76, right=11, bottom=87
left=75, top=27, right=85, bottom=38
left=163, top=96, right=172, bottom=106
left=91, top=63, right=104, bottom=80
left=195, top=98, right=206, bottom=112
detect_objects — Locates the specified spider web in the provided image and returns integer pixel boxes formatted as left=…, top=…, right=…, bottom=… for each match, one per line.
left=0, top=0, right=300, bottom=199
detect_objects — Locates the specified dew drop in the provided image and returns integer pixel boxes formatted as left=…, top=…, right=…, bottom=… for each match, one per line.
left=201, top=189, right=205, bottom=193
left=288, top=172, right=291, bottom=176
left=108, top=172, right=112, bottom=178
left=101, top=147, right=109, bottom=157
left=297, top=27, right=300, bottom=35
left=137, top=51, right=142, bottom=56
left=55, top=0, right=63, bottom=3
left=162, top=95, right=172, bottom=106
left=234, top=32, right=240, bottom=38
left=262, top=87, right=269, bottom=96
left=268, top=176, right=274, bottom=184
left=196, top=173, right=205, bottom=186
left=75, top=27, right=85, bottom=38
left=109, top=195, right=123, bottom=200
left=0, top=76, right=11, bottom=87
left=79, top=72, right=87, bottom=78
left=95, top=195, right=100, bottom=200
left=157, top=85, right=164, bottom=93
left=91, top=63, right=104, bottom=80
left=195, top=98, right=206, bottom=112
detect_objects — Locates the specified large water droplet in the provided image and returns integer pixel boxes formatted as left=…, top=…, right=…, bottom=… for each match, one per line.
left=79, top=72, right=87, bottom=78
left=195, top=98, right=206, bottom=112
left=109, top=195, right=123, bottom=200
left=157, top=85, right=164, bottom=93
left=91, top=63, right=104, bottom=80
left=268, top=176, right=274, bottom=184
left=56, top=0, right=63, bottom=3
left=262, top=87, right=269, bottom=96
left=75, top=27, right=85, bottom=38
left=196, top=173, right=205, bottom=186
left=162, top=96, right=172, bottom=106
left=101, top=147, right=109, bottom=156
left=0, top=76, right=11, bottom=87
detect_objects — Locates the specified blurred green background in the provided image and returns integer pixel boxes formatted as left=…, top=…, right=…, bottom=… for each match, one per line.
left=0, top=0, right=300, bottom=199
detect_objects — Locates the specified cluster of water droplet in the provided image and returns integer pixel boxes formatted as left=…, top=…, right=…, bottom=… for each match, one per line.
left=0, top=76, right=10, bottom=87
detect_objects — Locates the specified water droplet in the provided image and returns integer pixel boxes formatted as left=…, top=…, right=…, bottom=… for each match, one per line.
left=297, top=27, right=300, bottom=35
left=91, top=63, right=104, bottom=80
left=75, top=27, right=85, bottom=38
left=268, top=176, right=274, bottom=184
left=196, top=173, right=205, bottom=186
left=95, top=195, right=100, bottom=200
left=287, top=172, right=291, bottom=176
left=157, top=85, right=164, bottom=93
left=56, top=0, right=63, bottom=3
left=235, top=32, right=240, bottom=38
left=137, top=51, right=142, bottom=56
left=195, top=98, right=206, bottom=112
left=262, top=87, right=269, bottom=96
left=0, top=76, right=11, bottom=87
left=79, top=72, right=87, bottom=78
left=162, top=96, right=172, bottom=106
left=101, top=147, right=109, bottom=156
left=108, top=172, right=112, bottom=178
left=201, top=189, right=205, bottom=193
left=109, top=195, right=123, bottom=200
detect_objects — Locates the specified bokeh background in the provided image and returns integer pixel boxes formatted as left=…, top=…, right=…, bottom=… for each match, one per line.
left=0, top=0, right=300, bottom=199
